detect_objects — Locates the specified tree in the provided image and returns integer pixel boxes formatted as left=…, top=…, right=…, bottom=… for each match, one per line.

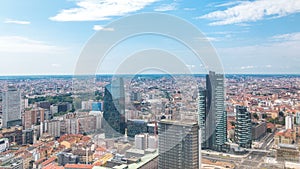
left=253, top=113, right=259, bottom=120
left=279, top=111, right=284, bottom=117
left=262, top=114, right=268, bottom=119
left=230, top=121, right=235, bottom=126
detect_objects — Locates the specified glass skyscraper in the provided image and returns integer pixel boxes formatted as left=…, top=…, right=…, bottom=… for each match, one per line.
left=103, top=77, right=125, bottom=138
left=198, top=71, right=227, bottom=151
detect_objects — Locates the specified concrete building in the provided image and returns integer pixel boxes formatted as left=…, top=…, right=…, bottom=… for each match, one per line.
left=24, top=108, right=45, bottom=129
left=251, top=122, right=267, bottom=141
left=57, top=152, right=79, bottom=166
left=45, top=120, right=61, bottom=138
left=2, top=86, right=22, bottom=128
left=135, top=134, right=148, bottom=150
left=158, top=120, right=199, bottom=169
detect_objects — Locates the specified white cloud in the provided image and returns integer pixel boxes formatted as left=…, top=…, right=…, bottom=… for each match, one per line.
left=240, top=65, right=255, bottom=70
left=272, top=32, right=300, bottom=41
left=93, top=25, right=114, bottom=31
left=199, top=0, right=300, bottom=25
left=4, top=19, right=30, bottom=25
left=154, top=3, right=177, bottom=12
left=183, top=8, right=196, bottom=11
left=0, top=36, right=65, bottom=53
left=50, top=0, right=159, bottom=21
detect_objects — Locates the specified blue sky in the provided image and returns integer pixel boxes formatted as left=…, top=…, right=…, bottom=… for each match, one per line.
left=0, top=0, right=300, bottom=75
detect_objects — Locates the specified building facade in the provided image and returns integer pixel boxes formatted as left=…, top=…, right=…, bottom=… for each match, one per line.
left=158, top=120, right=199, bottom=169
left=103, top=78, right=125, bottom=138
left=2, top=86, right=22, bottom=128
left=201, top=71, right=227, bottom=151
left=235, top=106, right=252, bottom=148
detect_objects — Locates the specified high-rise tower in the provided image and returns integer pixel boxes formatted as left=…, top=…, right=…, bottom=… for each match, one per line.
left=2, top=86, right=22, bottom=128
left=235, top=106, right=252, bottom=148
left=158, top=120, right=199, bottom=169
left=103, top=77, right=125, bottom=138
left=200, top=71, right=227, bottom=151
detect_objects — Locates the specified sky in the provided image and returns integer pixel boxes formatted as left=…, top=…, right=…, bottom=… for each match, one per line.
left=0, top=0, right=300, bottom=75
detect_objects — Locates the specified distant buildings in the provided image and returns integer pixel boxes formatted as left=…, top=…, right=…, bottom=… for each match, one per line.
left=57, top=152, right=79, bottom=166
left=276, top=144, right=300, bottom=163
left=158, top=120, right=199, bottom=169
left=1, top=86, right=22, bottom=128
left=234, top=106, right=252, bottom=148
left=198, top=71, right=227, bottom=151
left=103, top=78, right=126, bottom=138
left=274, top=129, right=296, bottom=145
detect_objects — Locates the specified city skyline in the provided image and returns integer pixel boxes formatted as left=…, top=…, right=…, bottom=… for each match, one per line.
left=0, top=0, right=299, bottom=75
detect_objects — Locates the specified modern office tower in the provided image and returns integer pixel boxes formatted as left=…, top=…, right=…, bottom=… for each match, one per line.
left=158, top=120, right=199, bottom=169
left=205, top=71, right=227, bottom=151
left=198, top=87, right=207, bottom=148
left=2, top=86, right=22, bottom=128
left=235, top=106, right=252, bottom=148
left=285, top=115, right=294, bottom=130
left=296, top=112, right=300, bottom=125
left=103, top=77, right=125, bottom=138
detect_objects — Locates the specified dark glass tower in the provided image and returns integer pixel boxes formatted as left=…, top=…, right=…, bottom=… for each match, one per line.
left=200, top=71, right=227, bottom=151
left=103, top=77, right=125, bottom=138
left=235, top=106, right=252, bottom=148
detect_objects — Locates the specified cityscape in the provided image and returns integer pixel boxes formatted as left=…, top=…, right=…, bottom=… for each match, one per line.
left=0, top=74, right=299, bottom=168
left=1, top=0, right=300, bottom=169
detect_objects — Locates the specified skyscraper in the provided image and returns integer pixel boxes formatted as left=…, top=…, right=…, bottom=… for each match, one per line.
left=198, top=87, right=207, bottom=148
left=200, top=71, right=227, bottom=151
left=2, top=86, right=22, bottom=128
left=158, top=120, right=199, bottom=169
left=103, top=77, right=125, bottom=138
left=235, top=106, right=252, bottom=148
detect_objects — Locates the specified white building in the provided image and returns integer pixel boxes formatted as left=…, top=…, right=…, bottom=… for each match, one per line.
left=285, top=115, right=294, bottom=130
